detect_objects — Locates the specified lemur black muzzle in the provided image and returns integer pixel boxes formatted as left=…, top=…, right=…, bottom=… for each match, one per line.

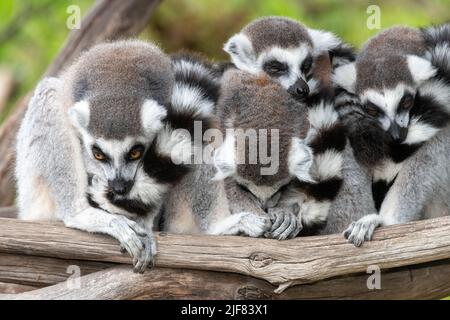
left=288, top=78, right=310, bottom=100
left=109, top=178, right=134, bottom=196
left=388, top=122, right=408, bottom=143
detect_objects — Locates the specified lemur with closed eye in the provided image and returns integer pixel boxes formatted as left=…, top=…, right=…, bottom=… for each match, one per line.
left=15, top=41, right=216, bottom=272
left=222, top=16, right=379, bottom=235
left=223, top=16, right=355, bottom=102
left=162, top=69, right=346, bottom=239
left=333, top=24, right=450, bottom=246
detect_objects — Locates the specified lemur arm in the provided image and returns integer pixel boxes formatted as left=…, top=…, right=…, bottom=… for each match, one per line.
left=15, top=78, right=154, bottom=273
left=321, top=143, right=377, bottom=235
left=380, top=126, right=450, bottom=224
left=207, top=179, right=271, bottom=237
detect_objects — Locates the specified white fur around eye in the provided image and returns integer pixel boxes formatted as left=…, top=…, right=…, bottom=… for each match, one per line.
left=141, top=99, right=167, bottom=136
left=68, top=100, right=90, bottom=130
left=288, top=137, right=315, bottom=183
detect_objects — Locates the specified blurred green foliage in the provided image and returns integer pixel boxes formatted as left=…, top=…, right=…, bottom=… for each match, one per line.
left=0, top=0, right=92, bottom=121
left=0, top=0, right=449, bottom=119
left=0, top=0, right=449, bottom=300
left=146, top=0, right=450, bottom=60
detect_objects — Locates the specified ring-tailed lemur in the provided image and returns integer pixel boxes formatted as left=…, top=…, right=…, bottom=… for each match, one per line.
left=332, top=24, right=450, bottom=246
left=222, top=16, right=376, bottom=235
left=223, top=16, right=355, bottom=102
left=15, top=41, right=215, bottom=272
left=163, top=69, right=346, bottom=239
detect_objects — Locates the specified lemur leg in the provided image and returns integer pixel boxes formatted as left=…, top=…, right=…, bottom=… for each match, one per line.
left=15, top=78, right=154, bottom=272
left=345, top=127, right=450, bottom=246
left=208, top=211, right=272, bottom=237
left=380, top=127, right=450, bottom=224
left=267, top=206, right=302, bottom=240
left=324, top=144, right=377, bottom=234
left=208, top=179, right=271, bottom=237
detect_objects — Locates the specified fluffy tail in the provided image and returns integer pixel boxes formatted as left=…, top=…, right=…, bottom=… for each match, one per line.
left=143, top=53, right=220, bottom=185
left=421, top=23, right=450, bottom=81
left=293, top=99, right=346, bottom=235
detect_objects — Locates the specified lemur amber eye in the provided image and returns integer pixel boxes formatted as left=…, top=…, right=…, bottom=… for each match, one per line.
left=399, top=94, right=414, bottom=110
left=127, top=145, right=144, bottom=161
left=93, top=149, right=106, bottom=161
left=129, top=150, right=142, bottom=160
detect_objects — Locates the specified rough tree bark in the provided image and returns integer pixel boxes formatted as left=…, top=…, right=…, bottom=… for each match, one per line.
left=0, top=0, right=162, bottom=206
left=0, top=216, right=450, bottom=296
left=1, top=252, right=450, bottom=299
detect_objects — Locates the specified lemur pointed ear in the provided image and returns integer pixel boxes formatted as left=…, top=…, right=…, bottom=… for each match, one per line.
left=223, top=33, right=257, bottom=73
left=332, top=62, right=356, bottom=93
left=307, top=28, right=342, bottom=56
left=68, top=100, right=90, bottom=130
left=288, top=137, right=315, bottom=183
left=212, top=134, right=236, bottom=181
left=407, top=55, right=437, bottom=84
left=141, top=99, right=167, bottom=137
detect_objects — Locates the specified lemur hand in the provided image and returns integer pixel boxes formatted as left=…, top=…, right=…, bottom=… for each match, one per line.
left=111, top=215, right=156, bottom=273
left=266, top=207, right=302, bottom=240
left=343, top=214, right=382, bottom=247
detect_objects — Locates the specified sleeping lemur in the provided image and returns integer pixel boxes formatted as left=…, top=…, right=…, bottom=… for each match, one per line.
left=333, top=24, right=450, bottom=246
left=162, top=68, right=346, bottom=239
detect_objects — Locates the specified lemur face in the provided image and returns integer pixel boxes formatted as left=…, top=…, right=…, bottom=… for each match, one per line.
left=259, top=44, right=314, bottom=99
left=224, top=16, right=344, bottom=101
left=69, top=97, right=167, bottom=199
left=213, top=69, right=315, bottom=208
left=333, top=53, right=437, bottom=143
left=360, top=84, right=416, bottom=143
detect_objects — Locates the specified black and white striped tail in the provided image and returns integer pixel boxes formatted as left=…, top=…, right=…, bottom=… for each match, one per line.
left=295, top=98, right=346, bottom=235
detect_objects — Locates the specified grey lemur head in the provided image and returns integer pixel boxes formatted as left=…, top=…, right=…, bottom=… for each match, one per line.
left=212, top=69, right=314, bottom=205
left=66, top=40, right=174, bottom=198
left=224, top=16, right=349, bottom=101
left=333, top=26, right=437, bottom=144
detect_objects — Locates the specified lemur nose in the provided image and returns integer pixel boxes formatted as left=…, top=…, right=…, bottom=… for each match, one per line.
left=288, top=79, right=309, bottom=100
left=109, top=178, right=133, bottom=195
left=388, top=123, right=408, bottom=143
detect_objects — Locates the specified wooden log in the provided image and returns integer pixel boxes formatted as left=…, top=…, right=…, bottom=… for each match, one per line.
left=0, top=207, right=16, bottom=219
left=0, top=282, right=36, bottom=295
left=0, top=0, right=162, bottom=206
left=1, top=216, right=450, bottom=292
left=0, top=253, right=115, bottom=287
left=2, top=252, right=450, bottom=299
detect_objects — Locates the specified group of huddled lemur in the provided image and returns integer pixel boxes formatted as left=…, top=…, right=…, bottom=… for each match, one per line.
left=15, top=17, right=450, bottom=272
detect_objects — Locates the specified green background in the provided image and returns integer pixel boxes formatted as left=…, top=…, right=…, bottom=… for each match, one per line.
left=0, top=0, right=449, bottom=121
left=0, top=0, right=449, bottom=299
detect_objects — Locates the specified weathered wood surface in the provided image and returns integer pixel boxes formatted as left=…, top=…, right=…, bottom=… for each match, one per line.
left=0, top=282, right=36, bottom=295
left=0, top=253, right=115, bottom=287
left=2, top=253, right=450, bottom=299
left=0, top=0, right=162, bottom=206
left=1, top=216, right=450, bottom=292
left=0, top=207, right=16, bottom=219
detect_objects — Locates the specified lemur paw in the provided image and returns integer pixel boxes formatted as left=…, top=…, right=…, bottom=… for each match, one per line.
left=344, top=214, right=381, bottom=247
left=110, top=216, right=156, bottom=273
left=239, top=212, right=272, bottom=237
left=266, top=208, right=302, bottom=240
